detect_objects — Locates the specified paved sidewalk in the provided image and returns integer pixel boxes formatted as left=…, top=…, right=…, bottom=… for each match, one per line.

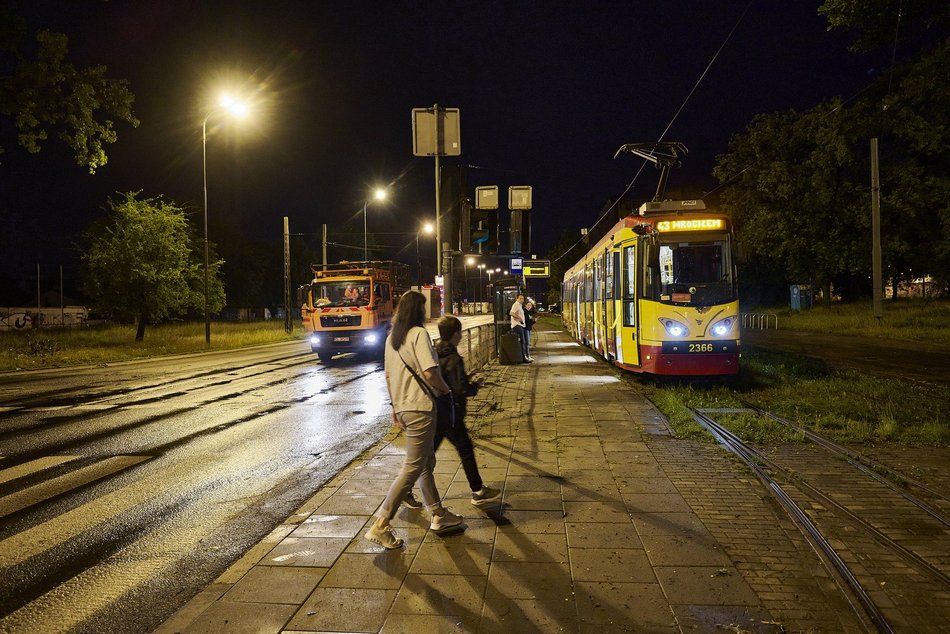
left=157, top=324, right=857, bottom=633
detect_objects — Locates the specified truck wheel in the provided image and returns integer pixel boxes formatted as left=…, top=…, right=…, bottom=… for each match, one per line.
left=316, top=351, right=332, bottom=361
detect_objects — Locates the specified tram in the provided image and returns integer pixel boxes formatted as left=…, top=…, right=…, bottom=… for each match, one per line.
left=562, top=198, right=739, bottom=375
left=563, top=198, right=739, bottom=375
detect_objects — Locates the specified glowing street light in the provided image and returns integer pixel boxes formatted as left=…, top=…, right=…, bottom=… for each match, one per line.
left=363, top=187, right=388, bottom=262
left=202, top=92, right=250, bottom=345
left=416, top=221, right=434, bottom=286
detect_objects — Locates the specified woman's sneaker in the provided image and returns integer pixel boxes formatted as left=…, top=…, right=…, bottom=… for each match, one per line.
left=364, top=523, right=404, bottom=549
left=402, top=491, right=423, bottom=509
left=471, top=486, right=502, bottom=507
left=429, top=508, right=464, bottom=532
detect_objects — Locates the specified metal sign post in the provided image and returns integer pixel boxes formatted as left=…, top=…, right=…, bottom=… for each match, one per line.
left=412, top=105, right=460, bottom=313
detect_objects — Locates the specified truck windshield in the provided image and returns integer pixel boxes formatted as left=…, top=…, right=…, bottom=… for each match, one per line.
left=311, top=281, right=371, bottom=307
left=654, top=237, right=735, bottom=306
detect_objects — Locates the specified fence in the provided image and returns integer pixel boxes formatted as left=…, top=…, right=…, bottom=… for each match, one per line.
left=431, top=322, right=496, bottom=373
left=741, top=312, right=778, bottom=329
left=0, top=307, right=89, bottom=330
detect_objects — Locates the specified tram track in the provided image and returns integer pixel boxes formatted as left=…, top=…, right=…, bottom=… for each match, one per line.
left=690, top=406, right=950, bottom=633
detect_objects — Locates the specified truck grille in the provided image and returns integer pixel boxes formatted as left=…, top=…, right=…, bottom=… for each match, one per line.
left=320, top=314, right=362, bottom=328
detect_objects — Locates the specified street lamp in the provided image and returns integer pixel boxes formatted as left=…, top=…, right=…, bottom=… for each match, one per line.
left=416, top=222, right=434, bottom=286
left=477, top=264, right=485, bottom=302
left=363, top=188, right=387, bottom=262
left=202, top=92, right=249, bottom=345
left=465, top=257, right=476, bottom=301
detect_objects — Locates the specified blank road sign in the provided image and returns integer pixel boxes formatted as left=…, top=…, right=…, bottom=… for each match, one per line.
left=476, top=186, right=499, bottom=209
left=412, top=107, right=461, bottom=156
left=508, top=186, right=532, bottom=209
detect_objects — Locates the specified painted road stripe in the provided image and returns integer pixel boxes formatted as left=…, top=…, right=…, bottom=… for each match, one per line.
left=0, top=455, right=82, bottom=485
left=0, top=456, right=150, bottom=519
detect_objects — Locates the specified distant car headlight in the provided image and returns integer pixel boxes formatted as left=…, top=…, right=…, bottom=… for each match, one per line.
left=364, top=333, right=378, bottom=344
left=710, top=317, right=735, bottom=337
left=659, top=318, right=688, bottom=337
left=310, top=334, right=321, bottom=345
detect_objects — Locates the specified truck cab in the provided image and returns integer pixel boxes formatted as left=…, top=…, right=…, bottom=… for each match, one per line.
left=300, top=261, right=410, bottom=360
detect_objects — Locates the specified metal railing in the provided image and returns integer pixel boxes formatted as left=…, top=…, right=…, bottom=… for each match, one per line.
left=741, top=312, right=778, bottom=329
left=431, top=322, right=496, bottom=373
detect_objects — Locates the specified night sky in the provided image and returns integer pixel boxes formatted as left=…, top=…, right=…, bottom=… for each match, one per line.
left=1, top=1, right=888, bottom=304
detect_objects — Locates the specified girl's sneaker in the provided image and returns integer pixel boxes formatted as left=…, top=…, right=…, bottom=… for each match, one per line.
left=364, top=523, right=404, bottom=549
left=471, top=486, right=501, bottom=507
left=429, top=508, right=464, bottom=532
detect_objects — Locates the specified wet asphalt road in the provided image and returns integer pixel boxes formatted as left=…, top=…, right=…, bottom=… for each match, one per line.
left=0, top=341, right=391, bottom=633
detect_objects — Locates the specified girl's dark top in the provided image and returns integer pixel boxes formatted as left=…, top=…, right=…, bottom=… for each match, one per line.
left=435, top=340, right=476, bottom=406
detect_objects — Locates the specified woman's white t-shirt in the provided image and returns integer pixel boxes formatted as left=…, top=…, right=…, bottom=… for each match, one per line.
left=385, top=326, right=438, bottom=414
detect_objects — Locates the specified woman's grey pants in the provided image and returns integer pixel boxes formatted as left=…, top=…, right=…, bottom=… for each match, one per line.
left=377, top=408, right=442, bottom=521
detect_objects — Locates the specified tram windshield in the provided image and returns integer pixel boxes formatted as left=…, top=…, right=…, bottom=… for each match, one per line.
left=653, top=237, right=735, bottom=306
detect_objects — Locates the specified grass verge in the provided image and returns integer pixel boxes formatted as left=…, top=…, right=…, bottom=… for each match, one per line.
left=0, top=322, right=305, bottom=372
left=762, top=298, right=950, bottom=346
left=636, top=346, right=949, bottom=447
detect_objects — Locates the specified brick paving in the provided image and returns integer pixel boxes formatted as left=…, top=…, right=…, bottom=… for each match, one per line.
left=157, top=325, right=877, bottom=633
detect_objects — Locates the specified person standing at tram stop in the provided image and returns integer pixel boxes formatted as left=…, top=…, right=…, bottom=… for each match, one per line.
left=509, top=294, right=532, bottom=363
left=524, top=299, right=538, bottom=358
left=365, top=290, right=464, bottom=549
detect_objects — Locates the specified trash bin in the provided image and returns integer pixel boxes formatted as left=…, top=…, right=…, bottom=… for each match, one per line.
left=499, top=332, right=524, bottom=365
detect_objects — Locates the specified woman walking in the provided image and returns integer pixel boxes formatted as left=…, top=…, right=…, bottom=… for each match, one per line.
left=365, top=290, right=464, bottom=549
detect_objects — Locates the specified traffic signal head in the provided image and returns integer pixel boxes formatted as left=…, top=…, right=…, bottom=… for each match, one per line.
left=465, top=205, right=498, bottom=254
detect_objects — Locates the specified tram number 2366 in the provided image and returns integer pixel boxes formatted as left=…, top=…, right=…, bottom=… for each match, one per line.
left=662, top=341, right=736, bottom=354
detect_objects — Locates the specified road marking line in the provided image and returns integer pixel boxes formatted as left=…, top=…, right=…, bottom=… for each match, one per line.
left=0, top=456, right=150, bottom=519
left=0, top=455, right=82, bottom=485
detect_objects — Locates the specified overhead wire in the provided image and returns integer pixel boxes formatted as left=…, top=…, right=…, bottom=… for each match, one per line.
left=552, top=0, right=755, bottom=263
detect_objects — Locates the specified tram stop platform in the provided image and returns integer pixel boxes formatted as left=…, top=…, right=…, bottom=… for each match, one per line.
left=157, top=322, right=863, bottom=633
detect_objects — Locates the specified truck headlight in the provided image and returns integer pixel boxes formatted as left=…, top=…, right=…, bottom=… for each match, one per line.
left=710, top=317, right=735, bottom=337
left=310, top=334, right=321, bottom=345
left=659, top=318, right=688, bottom=337
left=364, top=333, right=378, bottom=344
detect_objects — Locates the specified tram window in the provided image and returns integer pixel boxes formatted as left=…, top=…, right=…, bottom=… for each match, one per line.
left=623, top=246, right=636, bottom=298
left=660, top=244, right=723, bottom=286
left=623, top=300, right=636, bottom=327
left=605, top=252, right=613, bottom=300
left=593, top=259, right=601, bottom=301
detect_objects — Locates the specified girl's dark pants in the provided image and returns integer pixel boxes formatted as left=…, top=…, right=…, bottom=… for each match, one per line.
left=433, top=404, right=483, bottom=492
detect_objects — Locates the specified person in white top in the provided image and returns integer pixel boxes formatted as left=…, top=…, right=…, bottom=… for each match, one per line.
left=365, top=290, right=464, bottom=549
left=508, top=294, right=532, bottom=362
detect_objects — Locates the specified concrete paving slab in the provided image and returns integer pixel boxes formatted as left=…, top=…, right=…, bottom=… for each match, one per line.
left=179, top=601, right=296, bottom=634
left=285, top=587, right=397, bottom=632
left=480, top=595, right=577, bottom=633
left=485, top=561, right=573, bottom=599
left=318, top=552, right=411, bottom=589
left=290, top=514, right=370, bottom=539
left=262, top=536, right=350, bottom=567
left=574, top=580, right=677, bottom=630
left=570, top=547, right=655, bottom=583
left=390, top=572, right=487, bottom=617
left=565, top=521, right=643, bottom=549
left=492, top=531, right=569, bottom=563
left=655, top=565, right=761, bottom=606
left=222, top=565, right=326, bottom=604
left=409, top=542, right=493, bottom=576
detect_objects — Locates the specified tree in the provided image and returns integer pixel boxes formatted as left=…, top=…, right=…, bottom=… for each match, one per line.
left=0, top=3, right=138, bottom=173
left=82, top=192, right=225, bottom=341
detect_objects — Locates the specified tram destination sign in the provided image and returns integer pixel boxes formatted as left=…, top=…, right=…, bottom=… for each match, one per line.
left=523, top=259, right=551, bottom=278
left=655, top=218, right=727, bottom=232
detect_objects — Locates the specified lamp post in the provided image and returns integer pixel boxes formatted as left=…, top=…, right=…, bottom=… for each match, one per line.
left=202, top=93, right=249, bottom=345
left=415, top=222, right=434, bottom=286
left=465, top=257, right=476, bottom=302
left=477, top=264, right=485, bottom=302
left=363, top=188, right=387, bottom=262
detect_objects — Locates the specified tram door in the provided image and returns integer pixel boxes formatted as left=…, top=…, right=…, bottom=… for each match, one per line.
left=604, top=249, right=617, bottom=360
left=620, top=241, right=640, bottom=366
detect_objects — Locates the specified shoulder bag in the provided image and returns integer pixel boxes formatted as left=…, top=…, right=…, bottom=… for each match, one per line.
left=396, top=343, right=455, bottom=434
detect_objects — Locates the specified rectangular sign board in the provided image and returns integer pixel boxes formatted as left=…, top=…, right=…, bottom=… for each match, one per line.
left=523, top=259, right=551, bottom=278
left=510, top=257, right=523, bottom=273
left=412, top=107, right=461, bottom=156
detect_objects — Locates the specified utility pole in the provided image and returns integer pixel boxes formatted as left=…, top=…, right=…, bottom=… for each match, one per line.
left=871, top=139, right=883, bottom=320
left=283, top=217, right=292, bottom=334
left=322, top=224, right=328, bottom=271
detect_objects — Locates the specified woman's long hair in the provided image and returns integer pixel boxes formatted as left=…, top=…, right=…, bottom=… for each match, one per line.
left=390, top=290, right=427, bottom=350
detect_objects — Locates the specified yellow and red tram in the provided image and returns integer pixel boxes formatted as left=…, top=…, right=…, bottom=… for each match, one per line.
left=562, top=200, right=739, bottom=376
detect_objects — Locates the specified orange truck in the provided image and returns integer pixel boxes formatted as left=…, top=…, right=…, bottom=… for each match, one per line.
left=300, top=261, right=410, bottom=360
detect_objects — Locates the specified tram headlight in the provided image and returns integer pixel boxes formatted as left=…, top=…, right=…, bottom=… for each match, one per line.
left=659, top=318, right=688, bottom=337
left=710, top=316, right=735, bottom=337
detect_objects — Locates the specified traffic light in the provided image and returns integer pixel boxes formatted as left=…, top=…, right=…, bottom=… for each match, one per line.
left=467, top=205, right=498, bottom=254
left=462, top=186, right=499, bottom=254
left=439, top=165, right=467, bottom=251
left=510, top=209, right=531, bottom=254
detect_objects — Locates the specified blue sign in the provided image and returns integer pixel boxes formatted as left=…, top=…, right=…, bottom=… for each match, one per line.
left=510, top=257, right=523, bottom=273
